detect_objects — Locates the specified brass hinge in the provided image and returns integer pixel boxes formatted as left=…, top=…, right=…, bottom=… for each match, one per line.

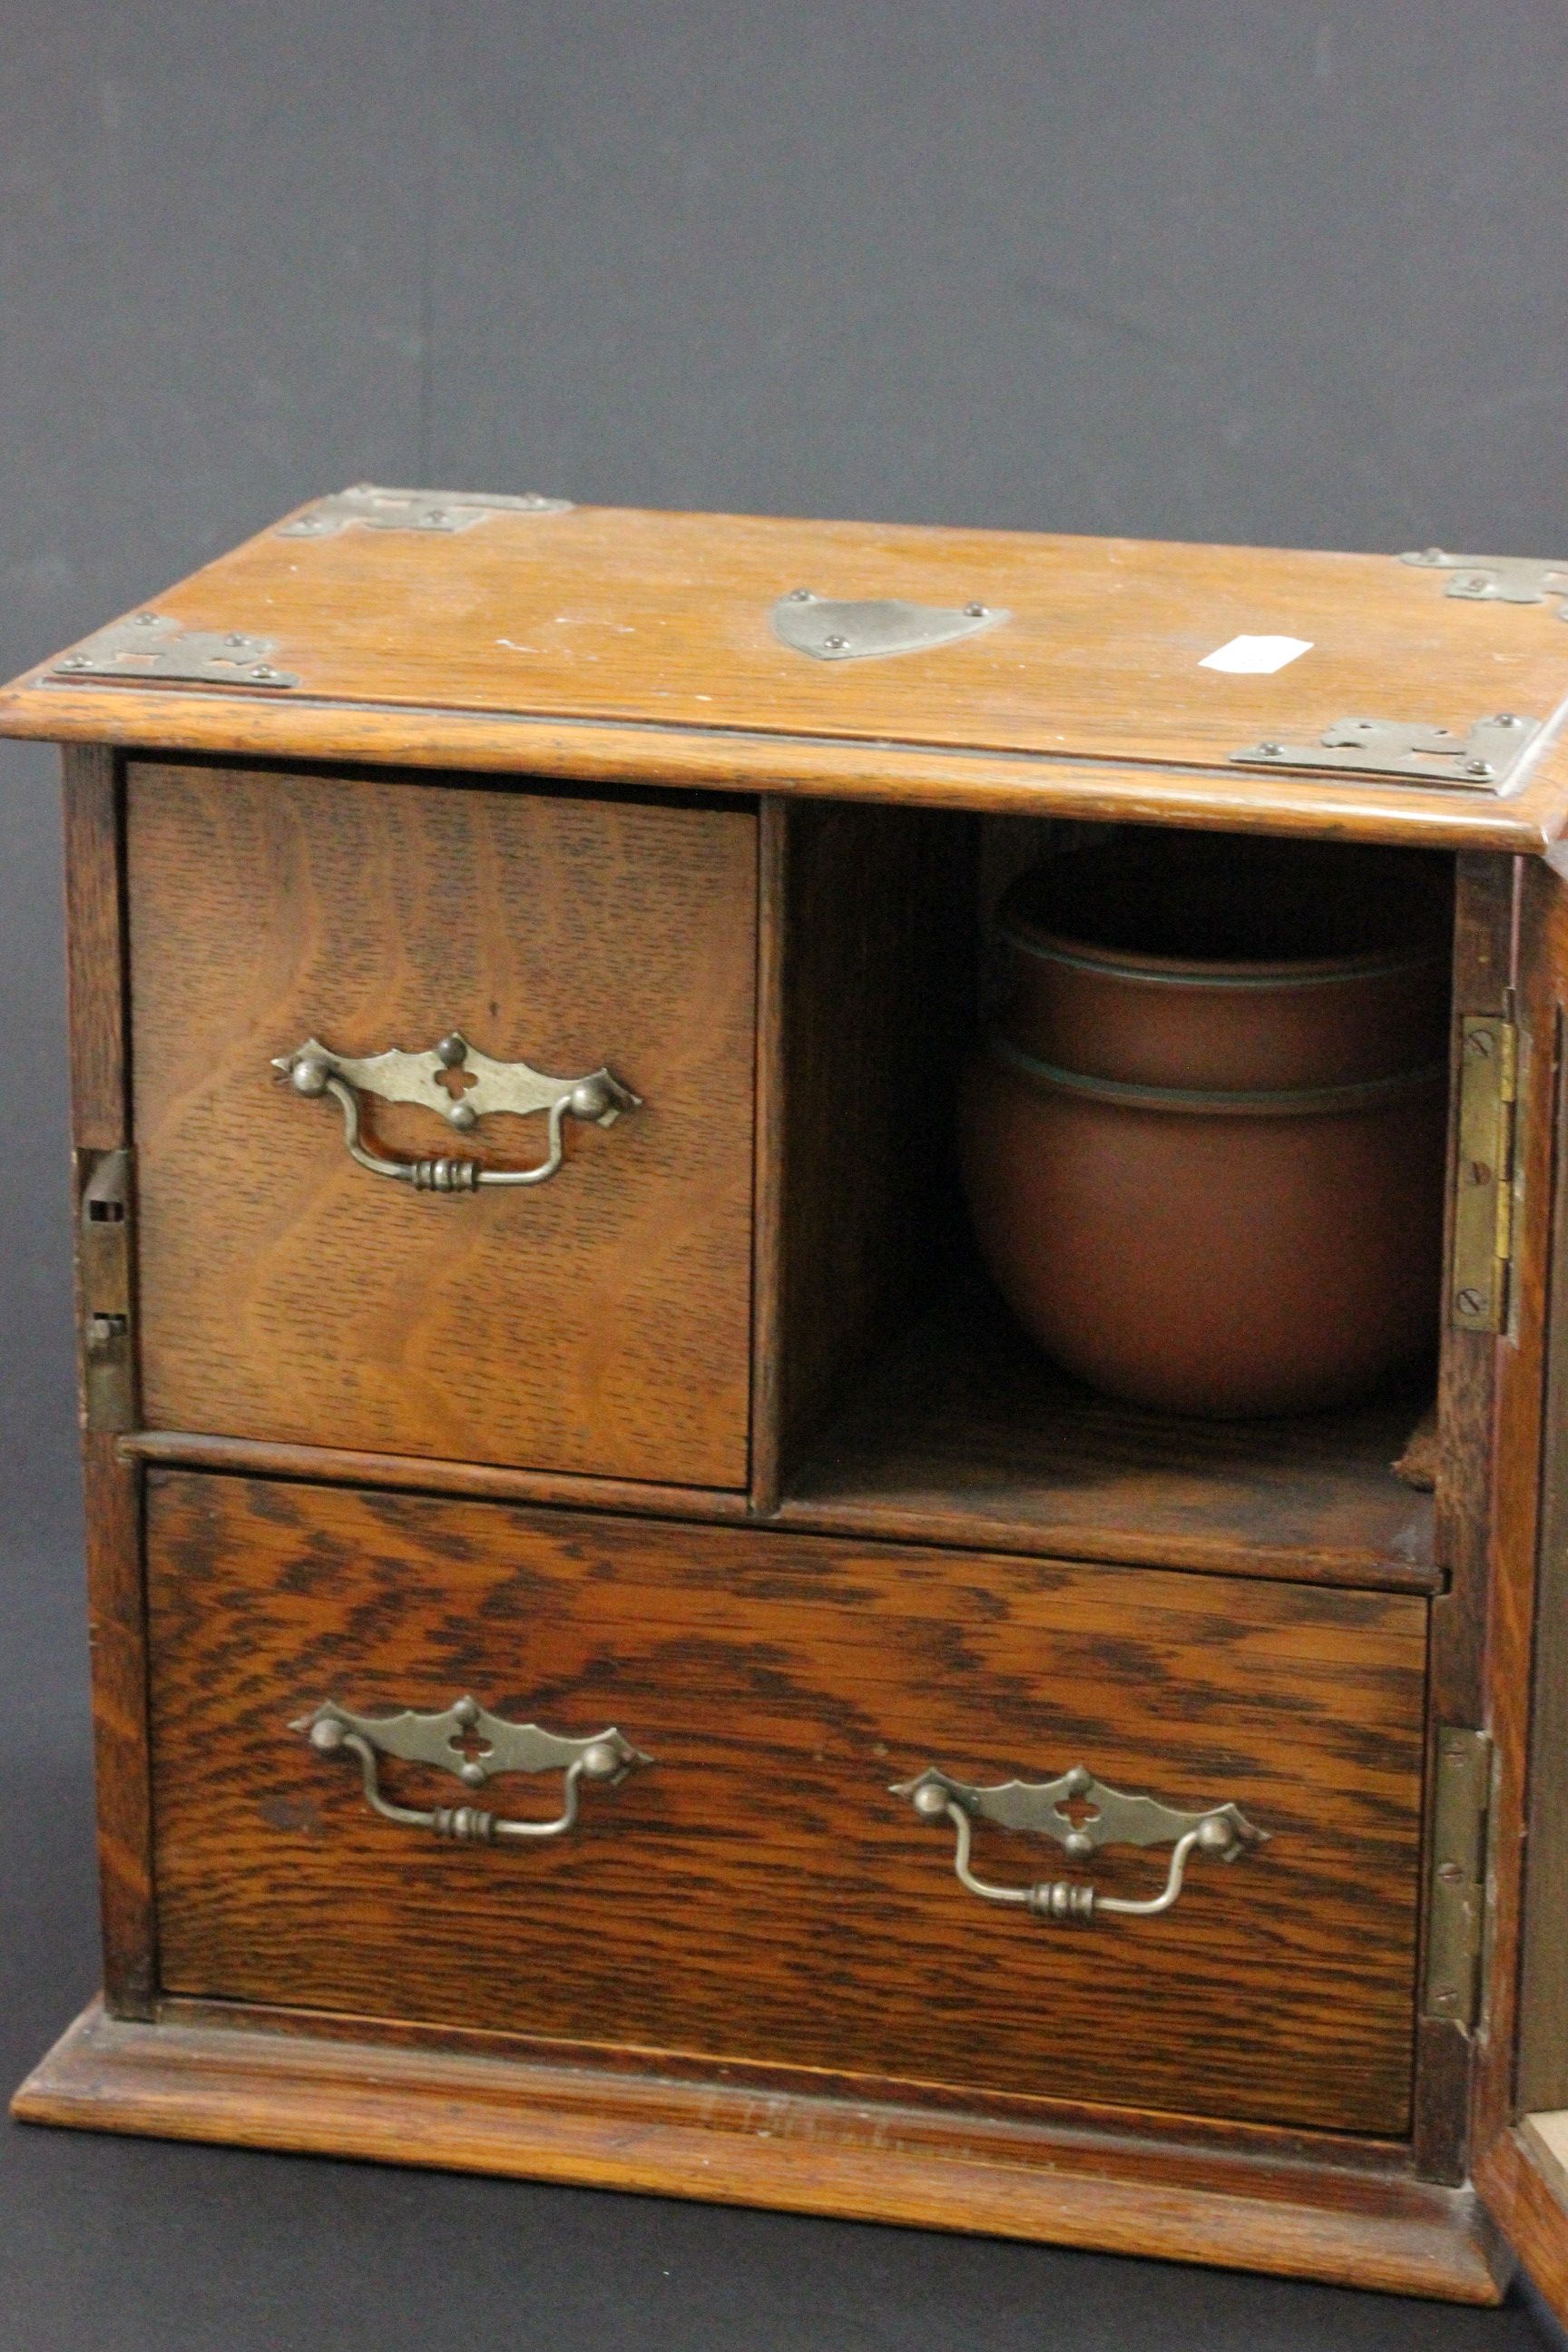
left=76, top=1147, right=136, bottom=1434
left=1422, top=1727, right=1492, bottom=2030
left=1452, top=1014, right=1519, bottom=1333
left=50, top=613, right=299, bottom=690
left=1232, top=712, right=1541, bottom=793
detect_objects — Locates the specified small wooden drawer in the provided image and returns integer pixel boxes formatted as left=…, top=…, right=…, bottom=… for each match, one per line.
left=147, top=1471, right=1427, bottom=2137
left=125, top=762, right=758, bottom=1488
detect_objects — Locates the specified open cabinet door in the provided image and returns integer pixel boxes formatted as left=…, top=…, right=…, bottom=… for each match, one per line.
left=1477, top=845, right=1568, bottom=2324
left=1484, top=2124, right=1568, bottom=2328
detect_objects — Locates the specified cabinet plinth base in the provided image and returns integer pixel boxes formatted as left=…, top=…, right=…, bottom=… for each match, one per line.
left=14, top=2002, right=1508, bottom=2305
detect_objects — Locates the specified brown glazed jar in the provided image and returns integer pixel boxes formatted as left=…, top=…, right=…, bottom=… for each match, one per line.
left=960, top=830, right=1453, bottom=1417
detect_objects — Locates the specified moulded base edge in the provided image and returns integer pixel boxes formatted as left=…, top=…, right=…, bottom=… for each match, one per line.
left=13, top=2000, right=1508, bottom=2305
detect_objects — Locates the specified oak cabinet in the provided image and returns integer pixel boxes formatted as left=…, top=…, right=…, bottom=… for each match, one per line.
left=11, top=487, right=1568, bottom=2310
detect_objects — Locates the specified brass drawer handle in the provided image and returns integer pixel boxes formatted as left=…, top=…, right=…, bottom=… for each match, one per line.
left=293, top=1695, right=653, bottom=1844
left=893, top=1762, right=1268, bottom=1923
left=274, top=1030, right=640, bottom=1192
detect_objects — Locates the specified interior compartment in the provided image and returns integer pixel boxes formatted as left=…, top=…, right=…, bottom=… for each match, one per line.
left=764, top=806, right=1460, bottom=1586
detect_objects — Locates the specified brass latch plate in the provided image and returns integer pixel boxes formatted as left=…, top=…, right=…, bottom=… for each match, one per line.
left=1453, top=1015, right=1518, bottom=1333
left=1423, top=1728, right=1492, bottom=2030
left=77, top=1147, right=135, bottom=1433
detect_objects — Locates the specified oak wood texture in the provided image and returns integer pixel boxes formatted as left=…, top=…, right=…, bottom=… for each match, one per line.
left=1478, top=2122, right=1568, bottom=2328
left=119, top=1430, right=753, bottom=1524
left=1432, top=856, right=1519, bottom=1720
left=779, top=1278, right=1439, bottom=1591
left=117, top=1350, right=1439, bottom=1597
left=1467, top=850, right=1568, bottom=2161
left=61, top=747, right=157, bottom=2020
left=27, top=600, right=1568, bottom=2295
left=64, top=746, right=132, bottom=1151
left=747, top=799, right=790, bottom=1512
left=1519, top=918, right=1568, bottom=2116
left=124, top=760, right=757, bottom=1487
left=6, top=502, right=1568, bottom=851
left=149, top=1989, right=1413, bottom=2168
left=144, top=1470, right=1427, bottom=2136
left=14, top=2002, right=1509, bottom=2304
left=765, top=799, right=976, bottom=1487
left=1416, top=855, right=1519, bottom=2180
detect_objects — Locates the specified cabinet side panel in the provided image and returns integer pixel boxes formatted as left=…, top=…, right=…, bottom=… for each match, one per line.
left=1516, top=856, right=1568, bottom=2115
left=1434, top=854, right=1517, bottom=1712
left=1465, top=855, right=1563, bottom=2162
left=1520, top=1016, right=1568, bottom=2115
left=62, top=744, right=155, bottom=2019
left=1416, top=855, right=1518, bottom=2178
left=768, top=800, right=976, bottom=1485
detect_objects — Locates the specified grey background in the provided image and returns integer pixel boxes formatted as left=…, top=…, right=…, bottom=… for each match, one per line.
left=4, top=4, right=1567, bottom=2346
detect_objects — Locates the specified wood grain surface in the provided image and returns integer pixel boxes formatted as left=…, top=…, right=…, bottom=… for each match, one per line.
left=125, top=761, right=757, bottom=1487
left=147, top=1988, right=1414, bottom=2166
left=62, top=746, right=158, bottom=2019
left=39, top=504, right=1568, bottom=767
left=780, top=1278, right=1439, bottom=1589
left=1432, top=855, right=1518, bottom=1717
left=765, top=799, right=975, bottom=1486
left=1479, top=2123, right=1568, bottom=2326
left=1519, top=885, right=1568, bottom=2117
left=1469, top=849, right=1568, bottom=2162
left=14, top=2002, right=1509, bottom=2303
left=9, top=691, right=1559, bottom=853
left=747, top=799, right=790, bottom=1511
left=119, top=1429, right=753, bottom=1524
left=145, top=1471, right=1428, bottom=2136
left=7, top=501, right=1568, bottom=850
left=1414, top=854, right=1519, bottom=2180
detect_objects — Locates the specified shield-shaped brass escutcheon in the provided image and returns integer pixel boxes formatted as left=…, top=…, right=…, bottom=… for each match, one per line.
left=771, top=590, right=1009, bottom=662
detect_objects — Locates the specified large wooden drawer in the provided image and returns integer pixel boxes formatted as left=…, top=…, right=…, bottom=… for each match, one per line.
left=146, top=1472, right=1428, bottom=2136
left=125, top=763, right=757, bottom=1488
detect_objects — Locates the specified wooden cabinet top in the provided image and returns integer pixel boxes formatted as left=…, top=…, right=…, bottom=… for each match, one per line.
left=7, top=488, right=1568, bottom=850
